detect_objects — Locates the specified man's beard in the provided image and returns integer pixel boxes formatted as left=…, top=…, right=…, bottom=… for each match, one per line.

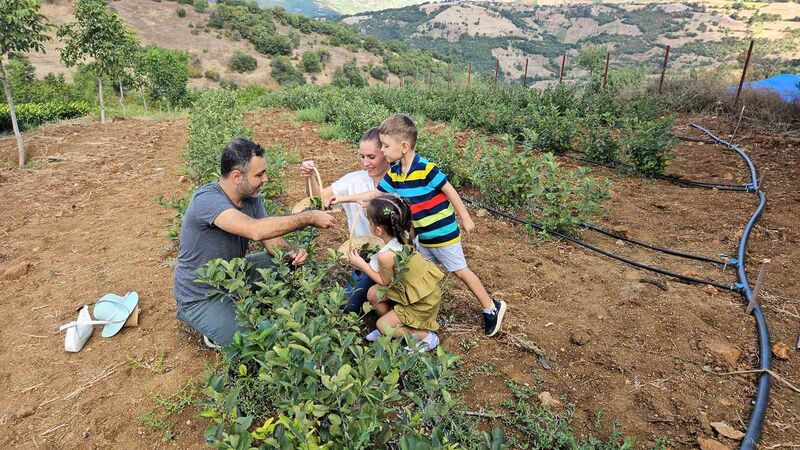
left=238, top=179, right=261, bottom=198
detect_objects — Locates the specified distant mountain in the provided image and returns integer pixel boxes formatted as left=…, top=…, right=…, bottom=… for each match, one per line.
left=253, top=0, right=432, bottom=17
left=343, top=1, right=800, bottom=82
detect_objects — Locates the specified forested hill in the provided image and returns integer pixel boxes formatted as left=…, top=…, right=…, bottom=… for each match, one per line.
left=343, top=1, right=800, bottom=82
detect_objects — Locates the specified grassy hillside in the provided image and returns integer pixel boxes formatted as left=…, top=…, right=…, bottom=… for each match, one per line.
left=344, top=1, right=800, bottom=83
left=28, top=0, right=447, bottom=90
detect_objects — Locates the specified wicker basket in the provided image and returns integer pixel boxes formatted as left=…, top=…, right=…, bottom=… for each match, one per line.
left=291, top=165, right=342, bottom=214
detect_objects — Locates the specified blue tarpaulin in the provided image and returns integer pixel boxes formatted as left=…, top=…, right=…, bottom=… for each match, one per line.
left=739, top=73, right=800, bottom=103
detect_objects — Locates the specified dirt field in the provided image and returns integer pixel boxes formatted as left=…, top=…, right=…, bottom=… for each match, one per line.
left=0, top=111, right=798, bottom=448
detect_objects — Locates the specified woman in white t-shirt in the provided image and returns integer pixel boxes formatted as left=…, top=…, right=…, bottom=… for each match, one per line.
left=299, top=127, right=390, bottom=313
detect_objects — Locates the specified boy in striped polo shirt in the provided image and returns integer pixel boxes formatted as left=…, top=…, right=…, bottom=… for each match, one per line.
left=332, top=114, right=507, bottom=336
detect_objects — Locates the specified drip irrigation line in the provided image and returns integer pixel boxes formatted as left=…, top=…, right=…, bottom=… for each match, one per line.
left=674, top=134, right=716, bottom=144
left=564, top=153, right=751, bottom=191
left=501, top=199, right=730, bottom=265
left=691, top=124, right=759, bottom=187
left=580, top=223, right=729, bottom=266
left=691, top=123, right=770, bottom=450
left=462, top=197, right=737, bottom=292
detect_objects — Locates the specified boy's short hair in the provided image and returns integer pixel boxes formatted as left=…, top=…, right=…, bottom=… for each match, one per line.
left=360, top=127, right=381, bottom=146
left=378, top=113, right=417, bottom=150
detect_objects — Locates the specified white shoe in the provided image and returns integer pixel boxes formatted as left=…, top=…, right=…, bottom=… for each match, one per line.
left=203, top=335, right=220, bottom=349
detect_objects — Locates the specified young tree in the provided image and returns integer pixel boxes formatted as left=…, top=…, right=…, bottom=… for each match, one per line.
left=58, top=0, right=138, bottom=124
left=139, top=45, right=189, bottom=106
left=0, top=0, right=52, bottom=166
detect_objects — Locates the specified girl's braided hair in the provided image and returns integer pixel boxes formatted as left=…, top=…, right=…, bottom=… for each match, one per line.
left=366, top=195, right=413, bottom=246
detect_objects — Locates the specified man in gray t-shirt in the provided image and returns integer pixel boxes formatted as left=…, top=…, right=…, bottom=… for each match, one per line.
left=173, top=138, right=336, bottom=346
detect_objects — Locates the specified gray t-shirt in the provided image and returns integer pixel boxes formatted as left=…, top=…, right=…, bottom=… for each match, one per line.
left=173, top=182, right=265, bottom=306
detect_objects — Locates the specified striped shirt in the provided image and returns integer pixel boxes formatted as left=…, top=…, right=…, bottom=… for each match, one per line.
left=377, top=153, right=460, bottom=248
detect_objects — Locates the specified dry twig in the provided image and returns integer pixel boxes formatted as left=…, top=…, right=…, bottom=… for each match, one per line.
left=63, top=362, right=124, bottom=400
left=710, top=368, right=800, bottom=394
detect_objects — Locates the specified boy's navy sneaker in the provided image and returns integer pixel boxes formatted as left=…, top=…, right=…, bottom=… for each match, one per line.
left=483, top=299, right=507, bottom=337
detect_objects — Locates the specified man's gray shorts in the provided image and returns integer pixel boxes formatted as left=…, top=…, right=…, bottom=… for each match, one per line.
left=417, top=240, right=468, bottom=273
left=176, top=252, right=275, bottom=346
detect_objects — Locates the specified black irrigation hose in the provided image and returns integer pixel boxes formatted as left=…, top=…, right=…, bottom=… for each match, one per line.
left=565, top=153, right=752, bottom=192
left=691, top=123, right=771, bottom=450
left=580, top=223, right=729, bottom=266
left=674, top=134, right=716, bottom=144
left=471, top=123, right=772, bottom=447
left=462, top=197, right=737, bottom=292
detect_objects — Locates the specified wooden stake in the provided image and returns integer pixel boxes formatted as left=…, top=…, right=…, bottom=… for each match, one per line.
left=602, top=52, right=610, bottom=88
left=658, top=45, right=671, bottom=94
left=559, top=53, right=566, bottom=83
left=734, top=40, right=755, bottom=108
left=467, top=63, right=472, bottom=86
left=523, top=58, right=528, bottom=87
left=494, top=59, right=499, bottom=85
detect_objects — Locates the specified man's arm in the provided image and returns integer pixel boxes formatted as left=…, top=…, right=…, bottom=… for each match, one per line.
left=441, top=182, right=475, bottom=233
left=214, top=208, right=335, bottom=241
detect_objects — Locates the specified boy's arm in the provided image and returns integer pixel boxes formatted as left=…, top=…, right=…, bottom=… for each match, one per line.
left=330, top=189, right=381, bottom=205
left=441, top=181, right=475, bottom=234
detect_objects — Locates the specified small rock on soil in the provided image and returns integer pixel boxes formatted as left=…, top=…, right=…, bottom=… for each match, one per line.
left=698, top=438, right=732, bottom=450
left=772, top=342, right=790, bottom=360
left=701, top=285, right=718, bottom=296
left=4, top=262, right=30, bottom=280
left=704, top=338, right=741, bottom=367
left=538, top=391, right=561, bottom=409
left=710, top=422, right=745, bottom=440
left=570, top=330, right=591, bottom=346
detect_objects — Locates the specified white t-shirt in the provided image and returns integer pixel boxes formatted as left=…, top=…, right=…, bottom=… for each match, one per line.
left=369, top=238, right=403, bottom=272
left=331, top=170, right=375, bottom=237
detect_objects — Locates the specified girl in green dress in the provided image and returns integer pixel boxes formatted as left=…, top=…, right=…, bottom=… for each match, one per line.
left=347, top=195, right=444, bottom=352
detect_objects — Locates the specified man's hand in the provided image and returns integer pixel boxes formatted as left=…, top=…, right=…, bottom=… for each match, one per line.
left=307, top=210, right=337, bottom=229
left=286, top=248, right=308, bottom=266
left=461, top=215, right=476, bottom=234
left=300, top=160, right=316, bottom=177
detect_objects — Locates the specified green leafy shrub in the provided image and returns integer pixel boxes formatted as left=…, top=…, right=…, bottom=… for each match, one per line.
left=270, top=56, right=305, bottom=86
left=203, top=68, right=220, bottom=82
left=527, top=153, right=611, bottom=235
left=140, top=45, right=190, bottom=106
left=254, top=33, right=292, bottom=56
left=176, top=7, right=186, bottom=18
left=184, top=90, right=252, bottom=184
left=192, top=0, right=207, bottom=13
left=332, top=60, right=366, bottom=88
left=621, top=117, right=676, bottom=175
left=369, top=65, right=388, bottom=81
left=300, top=50, right=322, bottom=73
left=294, top=108, right=325, bottom=123
left=578, top=117, right=619, bottom=164
left=415, top=128, right=471, bottom=189
left=521, top=106, right=578, bottom=154
left=0, top=101, right=92, bottom=132
left=472, top=137, right=534, bottom=210
left=196, top=251, right=498, bottom=447
left=228, top=51, right=257, bottom=73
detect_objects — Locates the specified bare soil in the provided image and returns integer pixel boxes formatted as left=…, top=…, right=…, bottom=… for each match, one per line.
left=0, top=111, right=798, bottom=448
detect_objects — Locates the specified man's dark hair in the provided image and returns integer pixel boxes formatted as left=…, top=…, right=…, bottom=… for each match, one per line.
left=360, top=127, right=381, bottom=146
left=220, top=138, right=265, bottom=177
